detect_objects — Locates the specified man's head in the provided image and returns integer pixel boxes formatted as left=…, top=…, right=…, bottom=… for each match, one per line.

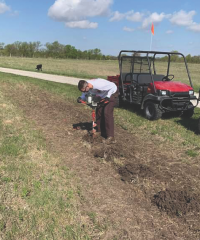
left=78, top=80, right=90, bottom=92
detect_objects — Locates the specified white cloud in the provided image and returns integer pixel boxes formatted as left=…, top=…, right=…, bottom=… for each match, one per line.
left=110, top=10, right=143, bottom=22
left=166, top=30, right=173, bottom=34
left=0, top=2, right=10, bottom=14
left=142, top=12, right=167, bottom=29
left=109, top=10, right=168, bottom=31
left=170, top=10, right=195, bottom=26
left=169, top=10, right=200, bottom=32
left=109, top=11, right=125, bottom=22
left=123, top=26, right=134, bottom=32
left=187, top=23, right=200, bottom=32
left=65, top=20, right=98, bottom=29
left=126, top=11, right=143, bottom=22
left=48, top=0, right=113, bottom=29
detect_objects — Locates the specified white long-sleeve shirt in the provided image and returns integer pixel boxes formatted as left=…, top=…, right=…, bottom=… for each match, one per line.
left=80, top=78, right=117, bottom=101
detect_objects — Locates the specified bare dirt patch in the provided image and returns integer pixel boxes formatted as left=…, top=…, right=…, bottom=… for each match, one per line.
left=1, top=81, right=200, bottom=239
left=119, top=163, right=156, bottom=182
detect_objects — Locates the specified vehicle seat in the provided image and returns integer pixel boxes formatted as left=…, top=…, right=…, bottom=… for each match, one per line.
left=122, top=73, right=164, bottom=85
left=136, top=74, right=164, bottom=85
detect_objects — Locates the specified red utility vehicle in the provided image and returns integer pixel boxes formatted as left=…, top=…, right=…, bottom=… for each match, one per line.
left=108, top=50, right=198, bottom=120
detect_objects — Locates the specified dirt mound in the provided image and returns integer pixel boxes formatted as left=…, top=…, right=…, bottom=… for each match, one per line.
left=152, top=189, right=200, bottom=217
left=83, top=132, right=126, bottom=161
left=82, top=132, right=104, bottom=144
left=92, top=142, right=124, bottom=161
left=119, top=163, right=155, bottom=182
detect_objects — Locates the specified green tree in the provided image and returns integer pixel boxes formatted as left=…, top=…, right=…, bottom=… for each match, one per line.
left=4, top=44, right=17, bottom=57
left=170, top=51, right=179, bottom=62
left=45, top=41, right=65, bottom=58
left=186, top=54, right=192, bottom=63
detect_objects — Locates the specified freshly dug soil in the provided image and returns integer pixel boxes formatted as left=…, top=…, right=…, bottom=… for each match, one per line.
left=152, top=189, right=200, bottom=217
left=119, top=163, right=156, bottom=182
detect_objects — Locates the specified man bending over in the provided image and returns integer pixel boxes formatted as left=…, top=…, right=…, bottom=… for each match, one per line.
left=77, top=78, right=118, bottom=144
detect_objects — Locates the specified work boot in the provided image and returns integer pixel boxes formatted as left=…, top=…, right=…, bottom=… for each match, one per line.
left=104, top=137, right=116, bottom=144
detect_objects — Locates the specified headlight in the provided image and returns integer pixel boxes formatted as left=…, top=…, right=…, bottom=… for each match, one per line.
left=189, top=90, right=194, bottom=95
left=161, top=90, right=167, bottom=96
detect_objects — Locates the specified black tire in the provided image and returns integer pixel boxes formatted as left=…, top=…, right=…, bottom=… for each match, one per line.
left=198, top=118, right=200, bottom=134
left=181, top=103, right=194, bottom=118
left=115, top=96, right=125, bottom=108
left=144, top=101, right=162, bottom=120
left=115, top=96, right=120, bottom=108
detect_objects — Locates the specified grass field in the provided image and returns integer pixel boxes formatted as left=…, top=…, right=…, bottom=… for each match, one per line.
left=0, top=69, right=200, bottom=238
left=0, top=77, right=92, bottom=239
left=0, top=56, right=118, bottom=80
left=0, top=56, right=199, bottom=91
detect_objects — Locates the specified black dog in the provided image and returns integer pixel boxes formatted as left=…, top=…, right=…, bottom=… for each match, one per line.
left=36, top=64, right=42, bottom=71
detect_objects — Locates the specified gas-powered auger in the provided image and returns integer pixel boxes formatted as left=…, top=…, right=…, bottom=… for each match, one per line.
left=80, top=93, right=101, bottom=138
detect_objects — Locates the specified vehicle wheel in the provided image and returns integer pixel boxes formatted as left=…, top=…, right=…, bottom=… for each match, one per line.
left=198, top=118, right=200, bottom=134
left=144, top=101, right=162, bottom=120
left=115, top=96, right=120, bottom=108
left=181, top=103, right=194, bottom=118
left=115, top=96, right=126, bottom=108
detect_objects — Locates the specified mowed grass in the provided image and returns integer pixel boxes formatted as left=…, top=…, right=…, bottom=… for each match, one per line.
left=0, top=56, right=199, bottom=91
left=0, top=75, right=92, bottom=239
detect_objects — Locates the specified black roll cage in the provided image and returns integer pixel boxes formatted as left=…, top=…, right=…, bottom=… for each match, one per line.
left=118, top=50, right=193, bottom=96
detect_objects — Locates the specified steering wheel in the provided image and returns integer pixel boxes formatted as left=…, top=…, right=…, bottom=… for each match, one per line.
left=162, top=75, right=174, bottom=81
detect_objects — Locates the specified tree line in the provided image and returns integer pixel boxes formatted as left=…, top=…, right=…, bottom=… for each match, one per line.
left=158, top=55, right=200, bottom=64
left=0, top=41, right=117, bottom=60
left=156, top=51, right=200, bottom=64
left=0, top=41, right=200, bottom=63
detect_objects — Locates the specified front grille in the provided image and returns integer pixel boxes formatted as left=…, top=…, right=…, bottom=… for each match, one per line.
left=170, top=92, right=189, bottom=97
left=161, top=94, right=192, bottom=111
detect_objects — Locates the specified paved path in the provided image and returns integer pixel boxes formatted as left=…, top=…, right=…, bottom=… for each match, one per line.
left=0, top=67, right=199, bottom=107
left=0, top=67, right=82, bottom=86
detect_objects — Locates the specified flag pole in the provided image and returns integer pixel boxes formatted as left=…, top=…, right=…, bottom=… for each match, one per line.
left=150, top=33, right=153, bottom=51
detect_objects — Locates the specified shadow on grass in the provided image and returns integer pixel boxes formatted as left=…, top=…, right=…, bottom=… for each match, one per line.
left=162, top=111, right=200, bottom=135
left=174, top=117, right=200, bottom=135
left=118, top=103, right=184, bottom=120
left=118, top=102, right=143, bottom=115
left=118, top=103, right=200, bottom=135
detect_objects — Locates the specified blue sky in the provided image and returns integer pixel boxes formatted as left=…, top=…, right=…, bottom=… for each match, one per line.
left=0, top=0, right=200, bottom=56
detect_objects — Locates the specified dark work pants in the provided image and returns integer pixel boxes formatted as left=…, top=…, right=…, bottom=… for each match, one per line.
left=96, top=91, right=118, bottom=138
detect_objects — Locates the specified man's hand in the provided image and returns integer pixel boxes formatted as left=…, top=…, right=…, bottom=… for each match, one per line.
left=77, top=97, right=86, bottom=104
left=77, top=97, right=82, bottom=103
left=100, top=97, right=110, bottom=104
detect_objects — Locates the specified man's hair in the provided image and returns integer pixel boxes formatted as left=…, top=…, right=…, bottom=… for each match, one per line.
left=78, top=80, right=87, bottom=91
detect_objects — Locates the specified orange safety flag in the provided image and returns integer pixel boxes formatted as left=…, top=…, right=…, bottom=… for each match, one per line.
left=151, top=23, right=154, bottom=35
